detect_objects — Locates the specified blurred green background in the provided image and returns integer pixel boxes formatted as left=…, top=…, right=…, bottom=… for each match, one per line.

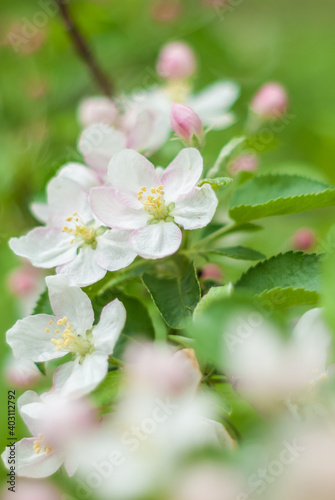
left=1, top=0, right=335, bottom=494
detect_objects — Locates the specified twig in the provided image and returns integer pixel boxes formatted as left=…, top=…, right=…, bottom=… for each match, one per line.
left=55, top=0, right=113, bottom=96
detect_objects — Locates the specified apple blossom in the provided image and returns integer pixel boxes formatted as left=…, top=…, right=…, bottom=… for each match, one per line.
left=78, top=95, right=171, bottom=174
left=9, top=163, right=137, bottom=286
left=2, top=389, right=96, bottom=478
left=250, top=82, right=288, bottom=119
left=6, top=275, right=126, bottom=397
left=89, top=148, right=218, bottom=259
left=5, top=356, right=41, bottom=388
left=78, top=96, right=119, bottom=127
left=223, top=308, right=332, bottom=409
left=125, top=343, right=202, bottom=397
left=170, top=102, right=204, bottom=147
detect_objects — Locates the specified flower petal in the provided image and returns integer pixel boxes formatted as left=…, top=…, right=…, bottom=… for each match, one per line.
left=56, top=162, right=101, bottom=190
left=2, top=438, right=64, bottom=478
left=293, top=308, right=332, bottom=373
left=56, top=246, right=107, bottom=287
left=78, top=124, right=127, bottom=174
left=52, top=353, right=109, bottom=398
left=46, top=275, right=94, bottom=335
left=90, top=187, right=148, bottom=229
left=6, top=314, right=66, bottom=362
left=130, top=221, right=182, bottom=259
left=47, top=175, right=93, bottom=227
left=95, top=230, right=137, bottom=271
left=107, top=149, right=160, bottom=196
left=18, top=391, right=43, bottom=436
left=93, top=299, right=126, bottom=354
left=30, top=202, right=50, bottom=224
left=173, top=184, right=218, bottom=229
left=9, top=227, right=77, bottom=269
left=161, top=148, right=203, bottom=202
left=188, top=81, right=239, bottom=128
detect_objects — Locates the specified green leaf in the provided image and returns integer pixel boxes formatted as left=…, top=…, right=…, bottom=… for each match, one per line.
left=35, top=362, right=47, bottom=376
left=90, top=370, right=122, bottom=408
left=193, top=284, right=233, bottom=321
left=209, top=246, right=265, bottom=261
left=198, top=177, right=232, bottom=191
left=235, top=251, right=321, bottom=308
left=142, top=256, right=201, bottom=329
left=229, top=174, right=335, bottom=222
left=92, top=289, right=155, bottom=357
left=33, top=288, right=52, bottom=315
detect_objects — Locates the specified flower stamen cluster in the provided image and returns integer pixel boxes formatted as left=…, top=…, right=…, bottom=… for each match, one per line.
left=33, top=434, right=54, bottom=456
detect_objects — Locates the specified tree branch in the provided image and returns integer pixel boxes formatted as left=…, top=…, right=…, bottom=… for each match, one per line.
left=55, top=0, right=113, bottom=97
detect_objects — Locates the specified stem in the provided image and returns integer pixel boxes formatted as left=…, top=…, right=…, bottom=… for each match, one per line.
left=191, top=221, right=238, bottom=250
left=55, top=0, right=113, bottom=97
left=108, top=356, right=125, bottom=368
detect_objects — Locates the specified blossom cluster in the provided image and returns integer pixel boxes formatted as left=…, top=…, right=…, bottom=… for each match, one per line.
left=5, top=40, right=333, bottom=500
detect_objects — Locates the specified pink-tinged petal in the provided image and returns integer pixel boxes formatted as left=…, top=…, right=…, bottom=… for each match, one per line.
left=93, top=299, right=126, bottom=354
left=46, top=275, right=94, bottom=335
left=293, top=308, right=332, bottom=373
left=1, top=438, right=64, bottom=478
left=9, top=228, right=77, bottom=269
left=107, top=149, right=160, bottom=195
left=95, top=230, right=137, bottom=272
left=130, top=221, right=182, bottom=259
left=161, top=148, right=203, bottom=203
left=173, top=184, right=218, bottom=229
left=56, top=246, right=106, bottom=287
left=126, top=108, right=171, bottom=154
left=188, top=81, right=239, bottom=128
left=90, top=187, right=148, bottom=230
left=46, top=175, right=93, bottom=226
left=30, top=202, right=49, bottom=224
left=78, top=96, right=119, bottom=127
left=18, top=391, right=43, bottom=436
left=6, top=314, right=66, bottom=362
left=53, top=353, right=109, bottom=398
left=78, top=124, right=126, bottom=174
left=56, top=162, right=101, bottom=190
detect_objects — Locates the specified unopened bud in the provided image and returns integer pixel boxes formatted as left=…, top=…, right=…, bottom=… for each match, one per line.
left=157, top=42, right=197, bottom=80
left=170, top=102, right=203, bottom=147
left=78, top=97, right=119, bottom=127
left=229, top=153, right=259, bottom=176
left=201, top=263, right=223, bottom=282
left=292, top=228, right=316, bottom=251
left=250, top=82, right=288, bottom=119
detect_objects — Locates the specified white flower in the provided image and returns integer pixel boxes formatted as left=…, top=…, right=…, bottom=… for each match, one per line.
left=224, top=308, right=332, bottom=408
left=6, top=275, right=126, bottom=397
left=1, top=389, right=95, bottom=478
left=89, top=148, right=218, bottom=259
left=9, top=163, right=137, bottom=286
left=78, top=95, right=171, bottom=175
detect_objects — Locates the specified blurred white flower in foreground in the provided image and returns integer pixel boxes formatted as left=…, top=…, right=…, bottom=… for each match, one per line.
left=7, top=275, right=126, bottom=397
left=1, top=479, right=62, bottom=500
left=223, top=308, right=332, bottom=410
left=1, top=390, right=96, bottom=478
left=9, top=163, right=136, bottom=286
left=90, top=148, right=218, bottom=259
left=74, top=344, right=235, bottom=499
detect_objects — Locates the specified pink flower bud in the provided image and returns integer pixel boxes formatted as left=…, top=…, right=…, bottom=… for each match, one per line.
left=292, top=228, right=316, bottom=251
left=157, top=42, right=197, bottom=80
left=170, top=102, right=203, bottom=146
left=229, top=153, right=259, bottom=176
left=78, top=97, right=119, bottom=127
left=5, top=357, right=41, bottom=388
left=8, top=264, right=41, bottom=298
left=201, top=263, right=223, bottom=282
left=250, top=82, right=288, bottom=119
